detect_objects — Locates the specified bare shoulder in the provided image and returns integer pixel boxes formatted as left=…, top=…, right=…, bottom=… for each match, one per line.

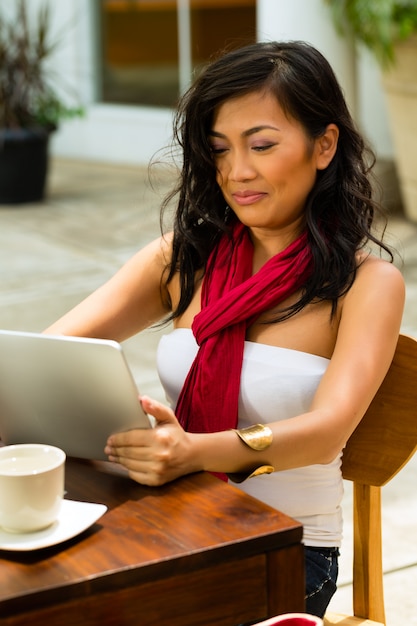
left=122, top=232, right=173, bottom=278
left=342, top=253, right=405, bottom=323
left=159, top=231, right=174, bottom=258
left=140, top=232, right=173, bottom=263
left=355, top=253, right=404, bottom=293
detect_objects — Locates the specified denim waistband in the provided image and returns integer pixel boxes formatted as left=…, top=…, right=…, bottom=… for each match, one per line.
left=305, top=546, right=340, bottom=557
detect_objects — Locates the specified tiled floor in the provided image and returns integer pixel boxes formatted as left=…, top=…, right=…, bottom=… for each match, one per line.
left=0, top=158, right=416, bottom=625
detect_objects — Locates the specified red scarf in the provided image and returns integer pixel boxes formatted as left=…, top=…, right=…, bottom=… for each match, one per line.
left=175, top=222, right=313, bottom=435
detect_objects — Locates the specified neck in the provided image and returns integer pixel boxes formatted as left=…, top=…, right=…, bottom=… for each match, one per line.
left=249, top=223, right=305, bottom=273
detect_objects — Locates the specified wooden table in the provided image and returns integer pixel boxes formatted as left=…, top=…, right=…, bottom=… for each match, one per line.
left=0, top=458, right=304, bottom=626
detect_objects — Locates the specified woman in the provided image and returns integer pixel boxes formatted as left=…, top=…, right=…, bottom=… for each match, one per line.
left=46, top=41, right=405, bottom=616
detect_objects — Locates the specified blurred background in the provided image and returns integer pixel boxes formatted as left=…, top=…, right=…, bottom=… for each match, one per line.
left=0, top=0, right=401, bottom=200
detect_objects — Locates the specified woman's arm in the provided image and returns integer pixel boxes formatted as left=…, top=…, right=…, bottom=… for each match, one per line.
left=196, top=257, right=405, bottom=471
left=45, top=235, right=173, bottom=341
left=105, top=257, right=405, bottom=485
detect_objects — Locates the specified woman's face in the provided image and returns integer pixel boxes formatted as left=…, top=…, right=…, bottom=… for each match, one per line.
left=209, top=90, right=329, bottom=237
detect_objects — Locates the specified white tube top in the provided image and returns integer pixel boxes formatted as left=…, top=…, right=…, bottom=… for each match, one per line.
left=157, top=328, right=343, bottom=547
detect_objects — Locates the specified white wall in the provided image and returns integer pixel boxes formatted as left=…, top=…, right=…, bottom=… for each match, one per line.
left=257, top=0, right=393, bottom=159
left=12, top=0, right=392, bottom=165
left=357, top=49, right=393, bottom=159
left=257, top=0, right=357, bottom=116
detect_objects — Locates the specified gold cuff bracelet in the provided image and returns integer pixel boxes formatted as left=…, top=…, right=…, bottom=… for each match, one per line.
left=232, top=423, right=273, bottom=450
left=227, top=465, right=275, bottom=484
left=227, top=424, right=274, bottom=483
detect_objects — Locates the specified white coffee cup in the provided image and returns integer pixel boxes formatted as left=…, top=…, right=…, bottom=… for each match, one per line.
left=0, top=443, right=66, bottom=533
left=253, top=614, right=323, bottom=626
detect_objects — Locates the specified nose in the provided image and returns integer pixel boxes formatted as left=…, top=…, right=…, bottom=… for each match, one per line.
left=224, top=150, right=257, bottom=182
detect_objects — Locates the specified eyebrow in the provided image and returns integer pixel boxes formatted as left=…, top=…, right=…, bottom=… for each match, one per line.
left=209, top=125, right=280, bottom=138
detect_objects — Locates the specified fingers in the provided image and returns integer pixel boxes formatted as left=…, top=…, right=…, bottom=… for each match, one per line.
left=105, top=396, right=176, bottom=451
left=104, top=435, right=163, bottom=485
left=105, top=443, right=179, bottom=487
left=140, top=395, right=178, bottom=426
left=104, top=396, right=185, bottom=486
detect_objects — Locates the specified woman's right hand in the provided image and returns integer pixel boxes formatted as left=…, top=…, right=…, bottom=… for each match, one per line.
left=105, top=396, right=200, bottom=486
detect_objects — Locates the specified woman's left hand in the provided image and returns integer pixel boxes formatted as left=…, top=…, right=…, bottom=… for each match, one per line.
left=105, top=396, right=198, bottom=486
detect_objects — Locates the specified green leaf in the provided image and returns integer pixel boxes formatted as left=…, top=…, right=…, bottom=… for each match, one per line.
left=324, top=0, right=417, bottom=67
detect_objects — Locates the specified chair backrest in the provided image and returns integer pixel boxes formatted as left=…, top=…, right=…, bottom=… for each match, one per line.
left=342, top=333, right=417, bottom=486
left=328, top=334, right=417, bottom=625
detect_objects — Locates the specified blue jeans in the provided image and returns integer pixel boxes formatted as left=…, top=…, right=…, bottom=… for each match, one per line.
left=237, top=546, right=339, bottom=625
left=305, top=546, right=340, bottom=617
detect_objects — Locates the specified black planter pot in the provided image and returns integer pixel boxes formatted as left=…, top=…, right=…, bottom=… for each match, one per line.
left=0, top=127, right=51, bottom=204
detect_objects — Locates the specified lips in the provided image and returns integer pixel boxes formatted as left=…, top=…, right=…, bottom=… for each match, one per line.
left=232, top=191, right=267, bottom=205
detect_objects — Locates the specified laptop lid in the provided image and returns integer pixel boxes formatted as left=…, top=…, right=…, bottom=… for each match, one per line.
left=0, top=330, right=152, bottom=460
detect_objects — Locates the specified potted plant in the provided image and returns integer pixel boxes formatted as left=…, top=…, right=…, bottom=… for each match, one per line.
left=0, top=0, right=82, bottom=204
left=325, top=0, right=417, bottom=222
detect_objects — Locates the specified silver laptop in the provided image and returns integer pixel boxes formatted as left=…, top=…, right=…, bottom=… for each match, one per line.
left=0, top=330, right=152, bottom=460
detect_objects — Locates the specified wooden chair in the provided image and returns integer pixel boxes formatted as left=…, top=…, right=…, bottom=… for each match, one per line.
left=324, top=334, right=417, bottom=626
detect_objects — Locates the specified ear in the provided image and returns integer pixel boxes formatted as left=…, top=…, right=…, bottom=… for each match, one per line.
left=315, top=123, right=339, bottom=170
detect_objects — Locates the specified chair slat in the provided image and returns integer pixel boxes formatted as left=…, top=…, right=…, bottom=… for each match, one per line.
left=342, top=334, right=417, bottom=486
left=352, top=484, right=384, bottom=622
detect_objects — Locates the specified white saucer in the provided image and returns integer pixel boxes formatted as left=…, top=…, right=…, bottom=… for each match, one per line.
left=0, top=499, right=108, bottom=551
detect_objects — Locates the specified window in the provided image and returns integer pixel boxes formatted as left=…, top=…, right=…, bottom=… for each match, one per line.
left=99, top=0, right=256, bottom=108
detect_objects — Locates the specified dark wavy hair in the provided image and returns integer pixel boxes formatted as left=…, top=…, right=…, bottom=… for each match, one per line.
left=160, top=40, right=393, bottom=320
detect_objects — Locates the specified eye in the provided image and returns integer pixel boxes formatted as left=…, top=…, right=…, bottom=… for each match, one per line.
left=209, top=144, right=228, bottom=155
left=252, top=143, right=276, bottom=152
